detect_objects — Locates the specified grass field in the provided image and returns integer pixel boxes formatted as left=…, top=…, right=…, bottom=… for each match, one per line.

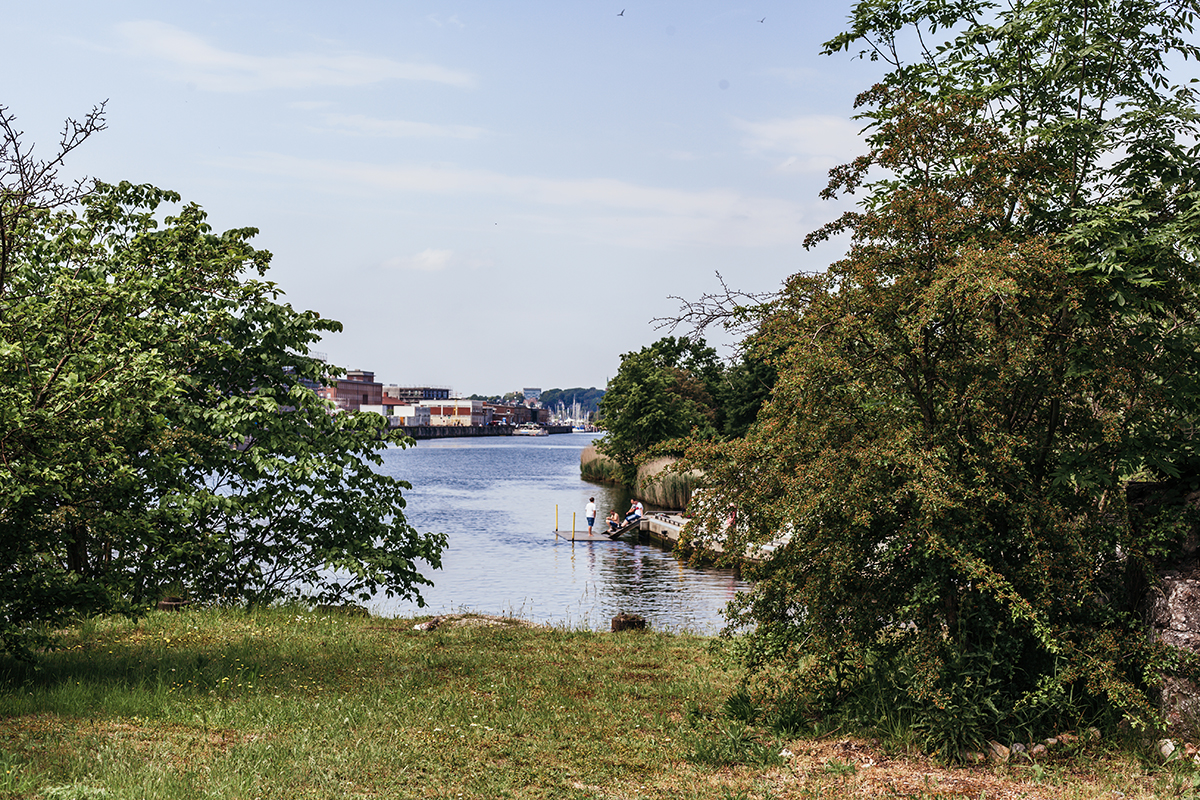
left=0, top=607, right=1195, bottom=799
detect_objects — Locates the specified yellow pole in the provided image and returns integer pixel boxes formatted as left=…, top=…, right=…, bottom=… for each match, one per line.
left=555, top=504, right=559, bottom=532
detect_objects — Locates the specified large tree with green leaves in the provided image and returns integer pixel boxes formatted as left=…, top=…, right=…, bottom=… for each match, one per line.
left=597, top=336, right=723, bottom=485
left=0, top=107, right=445, bottom=658
left=681, top=0, right=1200, bottom=752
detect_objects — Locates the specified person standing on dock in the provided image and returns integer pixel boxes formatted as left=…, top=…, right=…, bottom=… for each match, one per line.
left=586, top=497, right=597, bottom=534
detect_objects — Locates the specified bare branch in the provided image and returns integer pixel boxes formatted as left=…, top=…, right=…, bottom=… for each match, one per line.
left=0, top=102, right=108, bottom=296
left=653, top=271, right=777, bottom=344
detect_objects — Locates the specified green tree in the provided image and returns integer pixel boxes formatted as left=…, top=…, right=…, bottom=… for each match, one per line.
left=713, top=352, right=776, bottom=440
left=0, top=108, right=445, bottom=658
left=682, top=0, right=1200, bottom=752
left=598, top=337, right=722, bottom=485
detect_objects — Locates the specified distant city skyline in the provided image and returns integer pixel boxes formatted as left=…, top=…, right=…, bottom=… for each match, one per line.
left=10, top=2, right=884, bottom=393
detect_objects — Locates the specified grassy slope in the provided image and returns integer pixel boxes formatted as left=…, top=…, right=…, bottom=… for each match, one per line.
left=0, top=608, right=1192, bottom=799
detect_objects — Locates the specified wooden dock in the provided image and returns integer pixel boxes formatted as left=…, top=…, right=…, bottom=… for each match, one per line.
left=552, top=528, right=621, bottom=541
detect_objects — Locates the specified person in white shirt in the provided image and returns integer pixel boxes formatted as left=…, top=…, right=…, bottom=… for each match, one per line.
left=625, top=499, right=644, bottom=524
left=585, top=498, right=597, bottom=533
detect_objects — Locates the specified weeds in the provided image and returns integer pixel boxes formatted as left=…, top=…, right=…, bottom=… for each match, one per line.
left=686, top=720, right=784, bottom=768
left=823, top=757, right=856, bottom=776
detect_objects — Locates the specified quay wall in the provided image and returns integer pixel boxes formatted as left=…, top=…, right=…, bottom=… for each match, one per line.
left=395, top=424, right=575, bottom=440
left=400, top=425, right=512, bottom=440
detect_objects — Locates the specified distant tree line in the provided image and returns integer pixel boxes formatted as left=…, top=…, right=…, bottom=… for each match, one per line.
left=537, top=387, right=605, bottom=417
left=468, top=387, right=606, bottom=418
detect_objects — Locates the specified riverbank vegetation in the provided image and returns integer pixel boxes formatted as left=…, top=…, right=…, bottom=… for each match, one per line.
left=1, top=606, right=1197, bottom=799
left=602, top=0, right=1200, bottom=757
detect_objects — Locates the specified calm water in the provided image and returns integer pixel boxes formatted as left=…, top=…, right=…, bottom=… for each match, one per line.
left=369, top=432, right=750, bottom=633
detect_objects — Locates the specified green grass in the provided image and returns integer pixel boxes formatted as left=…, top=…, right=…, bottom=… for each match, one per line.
left=0, top=607, right=1194, bottom=799
left=0, top=608, right=738, bottom=799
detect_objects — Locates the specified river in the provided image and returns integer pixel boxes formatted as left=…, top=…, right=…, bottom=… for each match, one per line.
left=368, top=432, right=750, bottom=634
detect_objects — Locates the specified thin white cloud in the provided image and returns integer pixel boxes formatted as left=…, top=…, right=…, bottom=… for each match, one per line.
left=320, top=113, right=485, bottom=140
left=734, top=114, right=865, bottom=172
left=115, top=21, right=475, bottom=91
left=385, top=248, right=455, bottom=271
left=382, top=248, right=492, bottom=271
left=218, top=153, right=822, bottom=248
left=426, top=14, right=466, bottom=29
left=288, top=101, right=333, bottom=111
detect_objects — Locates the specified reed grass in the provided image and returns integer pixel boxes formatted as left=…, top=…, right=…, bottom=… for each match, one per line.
left=0, top=607, right=1190, bottom=799
left=635, top=464, right=700, bottom=511
left=580, top=446, right=700, bottom=510
left=579, top=445, right=622, bottom=484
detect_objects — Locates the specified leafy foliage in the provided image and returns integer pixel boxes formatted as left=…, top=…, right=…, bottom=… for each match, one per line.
left=597, top=336, right=725, bottom=485
left=0, top=108, right=445, bottom=658
left=682, top=0, right=1200, bottom=751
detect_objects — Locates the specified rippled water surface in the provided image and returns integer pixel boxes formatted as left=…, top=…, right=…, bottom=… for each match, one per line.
left=369, top=433, right=749, bottom=633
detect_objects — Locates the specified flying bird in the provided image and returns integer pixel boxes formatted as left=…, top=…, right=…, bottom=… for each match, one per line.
left=618, top=9, right=625, bottom=15
left=758, top=17, right=766, bottom=22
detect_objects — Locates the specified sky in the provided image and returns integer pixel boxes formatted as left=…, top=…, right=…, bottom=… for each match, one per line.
left=8, top=1, right=884, bottom=396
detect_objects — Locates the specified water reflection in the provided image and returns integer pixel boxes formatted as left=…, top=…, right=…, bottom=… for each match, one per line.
left=369, top=433, right=749, bottom=633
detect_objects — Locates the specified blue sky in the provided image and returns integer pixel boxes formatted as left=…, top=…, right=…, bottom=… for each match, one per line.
left=9, top=2, right=882, bottom=395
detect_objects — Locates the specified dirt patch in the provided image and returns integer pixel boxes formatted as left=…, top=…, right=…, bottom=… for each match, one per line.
left=767, top=736, right=1149, bottom=799
left=410, top=614, right=540, bottom=632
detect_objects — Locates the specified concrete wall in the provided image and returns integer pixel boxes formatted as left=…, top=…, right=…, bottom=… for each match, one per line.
left=1152, top=565, right=1200, bottom=733
left=401, top=425, right=512, bottom=440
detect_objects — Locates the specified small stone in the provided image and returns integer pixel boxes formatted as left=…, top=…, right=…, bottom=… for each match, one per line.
left=1030, top=743, right=1047, bottom=755
left=1087, top=727, right=1101, bottom=741
left=1010, top=742, right=1026, bottom=754
left=1186, top=742, right=1198, bottom=758
left=1159, top=738, right=1177, bottom=759
left=1058, top=732, right=1077, bottom=744
left=1044, top=737, right=1058, bottom=747
left=988, top=741, right=1010, bottom=762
